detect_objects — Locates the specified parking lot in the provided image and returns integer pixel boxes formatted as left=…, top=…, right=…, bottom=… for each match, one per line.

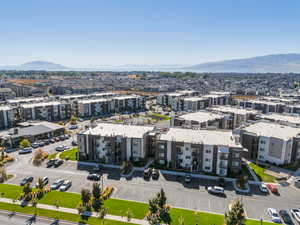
left=4, top=139, right=300, bottom=222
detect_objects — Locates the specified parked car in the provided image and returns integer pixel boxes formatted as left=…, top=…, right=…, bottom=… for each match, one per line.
left=20, top=176, right=34, bottom=186
left=51, top=179, right=64, bottom=190
left=55, top=145, right=68, bottom=152
left=68, top=125, right=78, bottom=130
left=268, top=208, right=282, bottom=223
left=207, top=186, right=225, bottom=195
left=259, top=183, right=269, bottom=194
left=184, top=174, right=192, bottom=183
left=19, top=148, right=33, bottom=154
left=38, top=141, right=45, bottom=147
left=31, top=142, right=40, bottom=148
left=151, top=169, right=159, bottom=180
left=78, top=118, right=84, bottom=122
left=71, top=141, right=78, bottom=146
left=267, top=184, right=279, bottom=194
left=59, top=180, right=72, bottom=191
left=279, top=210, right=293, bottom=225
left=291, top=209, right=300, bottom=223
left=218, top=178, right=226, bottom=187
left=46, top=159, right=58, bottom=167
left=55, top=137, right=60, bottom=142
left=43, top=139, right=50, bottom=145
left=143, top=168, right=152, bottom=179
left=87, top=173, right=101, bottom=181
left=50, top=138, right=56, bottom=144
left=53, top=159, right=64, bottom=168
left=35, top=177, right=49, bottom=187
left=59, top=135, right=66, bottom=141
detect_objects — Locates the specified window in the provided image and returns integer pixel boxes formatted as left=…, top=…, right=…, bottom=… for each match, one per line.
left=159, top=160, right=165, bottom=165
left=258, top=155, right=264, bottom=159
left=185, top=147, right=189, bottom=151
left=232, top=161, right=239, bottom=167
left=159, top=144, right=165, bottom=150
left=234, top=153, right=240, bottom=158
left=186, top=156, right=191, bottom=159
left=205, top=166, right=211, bottom=170
left=260, top=140, right=266, bottom=144
left=205, top=158, right=211, bottom=162
left=206, top=150, right=211, bottom=154
left=159, top=153, right=164, bottom=157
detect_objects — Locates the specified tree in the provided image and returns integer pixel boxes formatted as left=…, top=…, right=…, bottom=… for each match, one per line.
left=54, top=200, right=60, bottom=220
left=98, top=207, right=108, bottom=225
left=80, top=189, right=91, bottom=206
left=125, top=208, right=133, bottom=222
left=20, top=139, right=31, bottom=148
left=146, top=188, right=171, bottom=225
left=23, top=183, right=32, bottom=196
left=0, top=167, right=8, bottom=183
left=224, top=199, right=246, bottom=225
left=70, top=116, right=78, bottom=125
left=92, top=182, right=102, bottom=199
left=36, top=177, right=44, bottom=190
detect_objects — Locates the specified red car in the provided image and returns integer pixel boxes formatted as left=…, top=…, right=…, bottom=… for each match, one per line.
left=266, top=184, right=279, bottom=194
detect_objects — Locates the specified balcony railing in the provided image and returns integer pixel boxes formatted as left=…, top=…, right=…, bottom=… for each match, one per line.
left=219, top=163, right=227, bottom=169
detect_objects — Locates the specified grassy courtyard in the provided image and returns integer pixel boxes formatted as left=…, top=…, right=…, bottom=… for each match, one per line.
left=249, top=163, right=276, bottom=182
left=59, top=147, right=78, bottom=161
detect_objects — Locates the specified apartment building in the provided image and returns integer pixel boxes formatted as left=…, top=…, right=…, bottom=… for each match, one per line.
left=0, top=88, right=15, bottom=101
left=208, top=106, right=258, bottom=129
left=156, top=90, right=199, bottom=107
left=155, top=128, right=244, bottom=176
left=77, top=99, right=110, bottom=118
left=8, top=97, right=47, bottom=106
left=77, top=123, right=155, bottom=163
left=238, top=99, right=285, bottom=114
left=240, top=122, right=300, bottom=165
left=171, top=111, right=226, bottom=129
left=259, top=113, right=300, bottom=127
left=202, top=92, right=231, bottom=106
left=20, top=101, right=72, bottom=121
left=0, top=106, right=15, bottom=130
left=77, top=95, right=145, bottom=118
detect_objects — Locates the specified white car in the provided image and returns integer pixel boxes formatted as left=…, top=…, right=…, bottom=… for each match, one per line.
left=259, top=183, right=269, bottom=194
left=59, top=180, right=72, bottom=192
left=207, top=186, right=224, bottom=195
left=268, top=208, right=281, bottom=223
left=291, top=209, right=300, bottom=223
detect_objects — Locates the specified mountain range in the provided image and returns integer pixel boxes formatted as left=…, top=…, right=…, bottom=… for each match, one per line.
left=1, top=54, right=300, bottom=72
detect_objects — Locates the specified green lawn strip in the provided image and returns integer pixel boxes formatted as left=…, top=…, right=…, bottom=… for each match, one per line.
left=249, top=163, right=276, bottom=182
left=150, top=113, right=171, bottom=120
left=39, top=191, right=80, bottom=209
left=59, top=148, right=78, bottom=161
left=0, top=184, right=24, bottom=199
left=48, top=152, right=57, bottom=159
left=0, top=201, right=133, bottom=225
left=169, top=208, right=275, bottom=225
left=104, top=198, right=148, bottom=219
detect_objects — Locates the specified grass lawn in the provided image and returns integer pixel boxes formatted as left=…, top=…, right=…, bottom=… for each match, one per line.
left=39, top=191, right=81, bottom=209
left=48, top=152, right=57, bottom=159
left=150, top=113, right=171, bottom=121
left=170, top=208, right=275, bottom=225
left=0, top=184, right=23, bottom=199
left=105, top=198, right=148, bottom=219
left=0, top=202, right=133, bottom=225
left=249, top=163, right=276, bottom=182
left=59, top=148, right=78, bottom=161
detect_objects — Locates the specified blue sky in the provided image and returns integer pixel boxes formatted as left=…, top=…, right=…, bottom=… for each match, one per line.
left=1, top=0, right=300, bottom=67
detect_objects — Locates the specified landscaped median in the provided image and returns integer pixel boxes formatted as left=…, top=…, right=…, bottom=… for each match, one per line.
left=0, top=183, right=276, bottom=225
left=249, top=162, right=276, bottom=182
left=59, top=147, right=78, bottom=161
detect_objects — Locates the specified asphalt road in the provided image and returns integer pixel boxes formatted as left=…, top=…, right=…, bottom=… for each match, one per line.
left=3, top=127, right=300, bottom=222
left=0, top=210, right=75, bottom=225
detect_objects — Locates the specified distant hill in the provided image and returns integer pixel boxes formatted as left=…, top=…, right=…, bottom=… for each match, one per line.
left=0, top=61, right=69, bottom=71
left=186, top=54, right=300, bottom=73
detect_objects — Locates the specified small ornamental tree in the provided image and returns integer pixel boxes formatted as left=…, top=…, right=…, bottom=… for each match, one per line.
left=224, top=199, right=246, bottom=225
left=20, top=139, right=31, bottom=148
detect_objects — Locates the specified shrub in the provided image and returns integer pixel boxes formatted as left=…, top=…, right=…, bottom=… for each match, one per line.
left=33, top=149, right=48, bottom=166
left=102, top=186, right=114, bottom=200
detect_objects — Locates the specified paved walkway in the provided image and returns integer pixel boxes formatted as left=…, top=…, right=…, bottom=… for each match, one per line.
left=0, top=197, right=148, bottom=225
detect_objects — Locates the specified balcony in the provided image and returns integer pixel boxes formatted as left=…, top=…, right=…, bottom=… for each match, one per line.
left=219, top=163, right=228, bottom=169
left=219, top=155, right=228, bottom=160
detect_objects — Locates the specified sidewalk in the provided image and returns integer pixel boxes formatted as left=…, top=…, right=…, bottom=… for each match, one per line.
left=0, top=197, right=148, bottom=225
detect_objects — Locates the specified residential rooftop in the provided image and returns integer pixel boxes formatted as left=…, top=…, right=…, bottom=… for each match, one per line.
left=21, top=101, right=63, bottom=108
left=179, top=111, right=225, bottom=123
left=0, top=105, right=12, bottom=111
left=242, top=122, right=300, bottom=140
left=259, top=113, right=300, bottom=125
left=182, top=96, right=208, bottom=102
left=209, top=106, right=258, bottom=115
left=8, top=97, right=46, bottom=104
left=83, top=123, right=154, bottom=138
left=159, top=127, right=241, bottom=147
